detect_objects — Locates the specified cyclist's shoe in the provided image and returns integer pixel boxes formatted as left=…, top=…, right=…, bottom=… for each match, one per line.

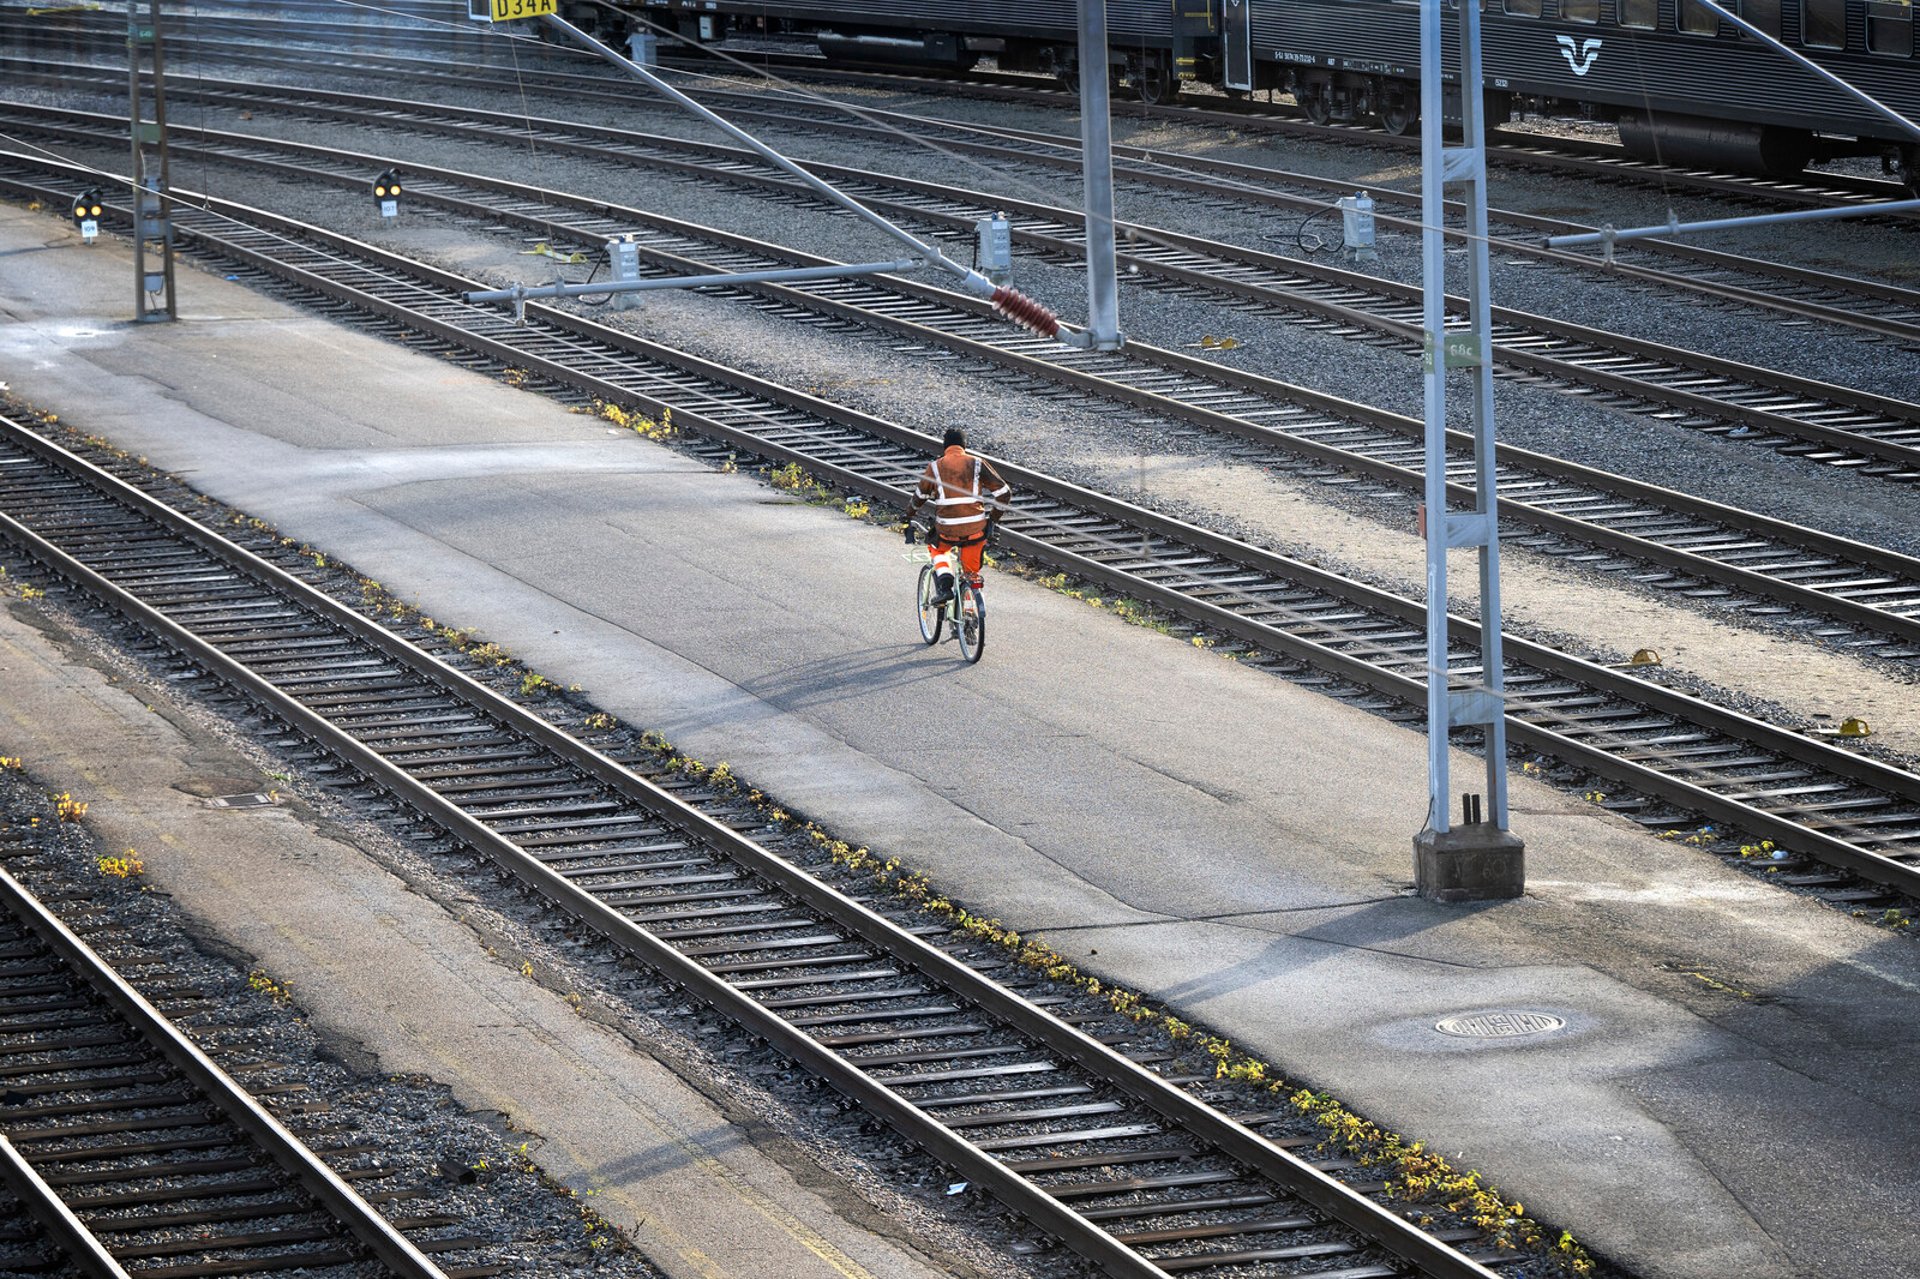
left=929, top=573, right=956, bottom=608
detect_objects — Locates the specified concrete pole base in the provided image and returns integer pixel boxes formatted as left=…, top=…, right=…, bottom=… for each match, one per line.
left=1414, top=823, right=1525, bottom=902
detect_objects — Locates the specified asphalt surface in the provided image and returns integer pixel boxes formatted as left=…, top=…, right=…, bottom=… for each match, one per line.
left=4, top=205, right=1919, bottom=1279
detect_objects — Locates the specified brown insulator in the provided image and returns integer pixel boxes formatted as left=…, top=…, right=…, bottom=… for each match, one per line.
left=989, top=286, right=1061, bottom=339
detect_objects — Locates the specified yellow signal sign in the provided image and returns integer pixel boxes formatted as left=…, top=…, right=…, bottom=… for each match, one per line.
left=468, top=0, right=555, bottom=21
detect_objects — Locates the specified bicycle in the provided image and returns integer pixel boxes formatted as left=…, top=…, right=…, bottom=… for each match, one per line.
left=912, top=524, right=987, bottom=664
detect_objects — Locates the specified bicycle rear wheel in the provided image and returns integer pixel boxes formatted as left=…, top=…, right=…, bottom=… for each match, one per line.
left=916, top=565, right=943, bottom=646
left=956, top=583, right=986, bottom=664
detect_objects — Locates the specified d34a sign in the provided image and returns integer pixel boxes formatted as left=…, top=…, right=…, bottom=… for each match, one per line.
left=468, top=0, right=557, bottom=22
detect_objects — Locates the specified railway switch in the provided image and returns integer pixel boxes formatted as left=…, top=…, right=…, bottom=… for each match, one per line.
left=606, top=234, right=643, bottom=310
left=371, top=169, right=402, bottom=220
left=975, top=212, right=1013, bottom=287
left=1338, top=191, right=1376, bottom=262
left=71, top=189, right=102, bottom=244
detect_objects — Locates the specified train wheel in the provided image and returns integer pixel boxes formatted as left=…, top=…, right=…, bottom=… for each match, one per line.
left=1135, top=64, right=1179, bottom=105
left=1302, top=91, right=1332, bottom=127
left=1057, top=66, right=1080, bottom=94
left=1379, top=98, right=1417, bottom=137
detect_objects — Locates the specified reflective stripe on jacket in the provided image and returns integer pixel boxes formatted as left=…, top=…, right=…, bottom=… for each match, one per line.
left=916, top=446, right=1011, bottom=542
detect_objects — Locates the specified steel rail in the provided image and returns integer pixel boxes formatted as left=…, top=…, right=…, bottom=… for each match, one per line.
left=19, top=101, right=1920, bottom=653
left=0, top=415, right=1502, bottom=1279
left=5, top=155, right=1918, bottom=900
left=0, top=1134, right=131, bottom=1279
left=8, top=35, right=1912, bottom=347
left=13, top=2, right=1914, bottom=210
left=49, top=69, right=1916, bottom=477
left=0, top=860, right=450, bottom=1279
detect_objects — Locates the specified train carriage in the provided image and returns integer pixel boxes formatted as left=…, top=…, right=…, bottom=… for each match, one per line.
left=607, top=0, right=1916, bottom=179
left=625, top=0, right=1218, bottom=102
left=1232, top=0, right=1919, bottom=177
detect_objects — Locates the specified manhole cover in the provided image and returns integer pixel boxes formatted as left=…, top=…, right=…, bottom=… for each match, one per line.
left=1434, top=1011, right=1565, bottom=1039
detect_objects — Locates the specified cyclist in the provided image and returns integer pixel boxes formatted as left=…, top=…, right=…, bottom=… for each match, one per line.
left=904, top=427, right=1011, bottom=608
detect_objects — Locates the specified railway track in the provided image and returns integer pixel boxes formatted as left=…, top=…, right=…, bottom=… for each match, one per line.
left=13, top=1, right=1917, bottom=211
left=0, top=837, right=458, bottom=1278
left=15, top=60, right=1916, bottom=483
left=0, top=416, right=1506, bottom=1279
left=9, top=28, right=1916, bottom=348
left=3, top=154, right=1919, bottom=897
left=523, top=71, right=1920, bottom=344
left=12, top=99, right=1920, bottom=665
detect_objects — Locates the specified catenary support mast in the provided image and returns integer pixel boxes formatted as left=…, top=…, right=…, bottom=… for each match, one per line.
left=126, top=0, right=176, bottom=322
left=1076, top=0, right=1123, bottom=350
left=1413, top=0, right=1521, bottom=901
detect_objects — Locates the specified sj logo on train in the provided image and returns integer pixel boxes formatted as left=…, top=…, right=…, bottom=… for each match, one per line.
left=490, top=0, right=557, bottom=20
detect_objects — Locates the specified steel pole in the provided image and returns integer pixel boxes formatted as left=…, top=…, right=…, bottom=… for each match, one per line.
left=125, top=0, right=142, bottom=319
left=1077, top=0, right=1123, bottom=350
left=1412, top=0, right=1522, bottom=898
left=1459, top=0, right=1509, bottom=828
left=146, top=0, right=175, bottom=319
left=1419, top=0, right=1449, bottom=835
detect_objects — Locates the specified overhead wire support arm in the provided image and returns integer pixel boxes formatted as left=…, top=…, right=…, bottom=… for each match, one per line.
left=1547, top=199, right=1920, bottom=254
left=528, top=13, right=1094, bottom=346
left=467, top=258, right=928, bottom=321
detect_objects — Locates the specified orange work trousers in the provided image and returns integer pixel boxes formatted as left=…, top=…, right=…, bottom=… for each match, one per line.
left=928, top=537, right=986, bottom=585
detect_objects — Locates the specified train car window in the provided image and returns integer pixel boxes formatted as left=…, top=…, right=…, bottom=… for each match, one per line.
left=1738, top=0, right=1783, bottom=36
left=1618, top=0, right=1657, bottom=28
left=1679, top=0, right=1722, bottom=32
left=1506, top=0, right=1542, bottom=16
left=1867, top=0, right=1914, bottom=55
left=1802, top=0, right=1847, bottom=47
left=1563, top=0, right=1599, bottom=21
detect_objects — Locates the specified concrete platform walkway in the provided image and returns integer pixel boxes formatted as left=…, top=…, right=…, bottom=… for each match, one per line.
left=4, top=206, right=1918, bottom=1279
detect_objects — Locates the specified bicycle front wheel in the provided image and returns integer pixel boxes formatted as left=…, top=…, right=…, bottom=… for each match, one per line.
left=957, top=583, right=986, bottom=664
left=916, top=565, right=943, bottom=646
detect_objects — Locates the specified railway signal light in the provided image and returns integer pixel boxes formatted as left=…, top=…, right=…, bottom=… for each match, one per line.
left=72, top=189, right=102, bottom=244
left=371, top=168, right=402, bottom=220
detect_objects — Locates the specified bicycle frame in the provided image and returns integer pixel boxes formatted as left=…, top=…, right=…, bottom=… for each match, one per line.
left=914, top=528, right=986, bottom=662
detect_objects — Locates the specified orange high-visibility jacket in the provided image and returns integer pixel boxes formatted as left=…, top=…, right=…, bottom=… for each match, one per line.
left=913, top=446, right=1011, bottom=543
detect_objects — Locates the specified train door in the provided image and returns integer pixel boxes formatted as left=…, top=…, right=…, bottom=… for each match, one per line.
left=1223, top=0, right=1253, bottom=91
